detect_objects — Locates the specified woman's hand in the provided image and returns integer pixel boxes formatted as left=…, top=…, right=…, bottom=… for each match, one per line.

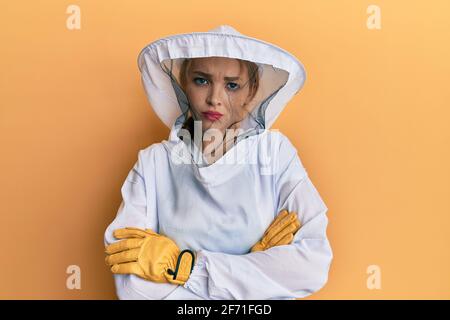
left=250, top=209, right=301, bottom=252
left=104, top=227, right=195, bottom=285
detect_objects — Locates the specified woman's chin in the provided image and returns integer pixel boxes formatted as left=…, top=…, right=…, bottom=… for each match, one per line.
left=202, top=119, right=222, bottom=130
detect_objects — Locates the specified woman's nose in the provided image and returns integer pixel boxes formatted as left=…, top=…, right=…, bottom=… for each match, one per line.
left=206, top=84, right=223, bottom=106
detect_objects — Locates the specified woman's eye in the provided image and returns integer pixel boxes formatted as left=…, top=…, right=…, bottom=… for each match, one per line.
left=194, top=77, right=208, bottom=85
left=227, top=82, right=240, bottom=90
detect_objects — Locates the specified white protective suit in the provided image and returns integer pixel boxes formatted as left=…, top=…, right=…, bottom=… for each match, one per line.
left=104, top=25, right=333, bottom=300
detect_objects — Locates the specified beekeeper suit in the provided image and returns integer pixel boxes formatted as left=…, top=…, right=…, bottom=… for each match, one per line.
left=104, top=25, right=333, bottom=300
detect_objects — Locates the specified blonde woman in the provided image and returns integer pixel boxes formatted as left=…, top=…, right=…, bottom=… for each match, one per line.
left=104, top=25, right=333, bottom=300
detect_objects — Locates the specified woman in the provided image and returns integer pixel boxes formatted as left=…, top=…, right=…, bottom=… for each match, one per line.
left=104, top=25, right=333, bottom=300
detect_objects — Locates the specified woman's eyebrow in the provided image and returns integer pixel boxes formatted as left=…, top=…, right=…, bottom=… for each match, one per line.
left=192, top=70, right=240, bottom=81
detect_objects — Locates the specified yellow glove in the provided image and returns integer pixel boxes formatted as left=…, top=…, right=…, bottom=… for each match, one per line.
left=250, top=209, right=301, bottom=252
left=104, top=227, right=195, bottom=285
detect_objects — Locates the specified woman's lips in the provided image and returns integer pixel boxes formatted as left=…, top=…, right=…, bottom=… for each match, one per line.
left=202, top=111, right=223, bottom=121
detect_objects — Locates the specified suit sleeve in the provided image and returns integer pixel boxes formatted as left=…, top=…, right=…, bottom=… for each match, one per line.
left=103, top=147, right=179, bottom=300
left=183, top=135, right=333, bottom=299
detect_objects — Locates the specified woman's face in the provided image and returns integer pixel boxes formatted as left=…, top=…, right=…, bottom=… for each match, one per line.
left=183, top=57, right=256, bottom=135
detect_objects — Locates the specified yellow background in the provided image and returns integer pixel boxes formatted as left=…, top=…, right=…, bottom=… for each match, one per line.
left=1, top=0, right=449, bottom=299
